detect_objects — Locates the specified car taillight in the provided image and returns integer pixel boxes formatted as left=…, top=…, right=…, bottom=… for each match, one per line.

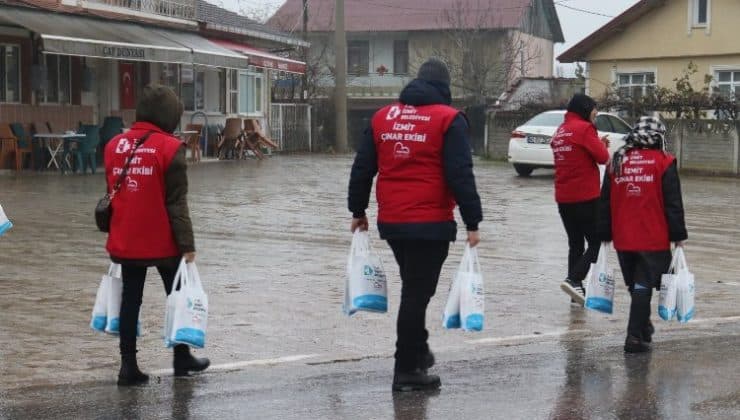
left=511, top=130, right=526, bottom=139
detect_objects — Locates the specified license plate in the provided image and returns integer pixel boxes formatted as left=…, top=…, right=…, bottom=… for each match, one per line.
left=526, top=135, right=551, bottom=144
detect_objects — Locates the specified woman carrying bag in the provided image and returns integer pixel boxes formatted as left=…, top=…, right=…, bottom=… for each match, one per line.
left=598, top=117, right=688, bottom=353
left=104, top=84, right=209, bottom=386
left=551, top=94, right=611, bottom=305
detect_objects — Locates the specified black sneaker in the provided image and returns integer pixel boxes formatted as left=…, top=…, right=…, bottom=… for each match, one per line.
left=561, top=279, right=585, bottom=305
left=393, top=369, right=441, bottom=392
left=642, top=320, right=655, bottom=343
left=624, top=335, right=650, bottom=353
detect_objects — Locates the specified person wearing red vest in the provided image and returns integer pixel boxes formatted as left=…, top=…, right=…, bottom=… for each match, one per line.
left=104, top=85, right=209, bottom=386
left=551, top=94, right=611, bottom=304
left=348, top=59, right=483, bottom=392
left=598, top=116, right=687, bottom=353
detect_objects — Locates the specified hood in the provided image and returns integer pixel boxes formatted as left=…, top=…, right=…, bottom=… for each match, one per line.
left=399, top=79, right=452, bottom=107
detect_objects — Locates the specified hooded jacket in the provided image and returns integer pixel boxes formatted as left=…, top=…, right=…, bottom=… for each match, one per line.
left=348, top=79, right=482, bottom=241
left=551, top=111, right=610, bottom=203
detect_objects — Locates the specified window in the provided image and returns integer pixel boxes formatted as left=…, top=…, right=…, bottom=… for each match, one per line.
left=617, top=72, right=656, bottom=99
left=393, top=40, right=408, bottom=75
left=229, top=69, right=238, bottom=114
left=607, top=115, right=632, bottom=134
left=716, top=70, right=740, bottom=100
left=159, top=63, right=180, bottom=94
left=0, top=44, right=21, bottom=103
left=594, top=115, right=613, bottom=133
left=693, top=0, right=709, bottom=26
left=348, top=41, right=369, bottom=75
left=238, top=69, right=264, bottom=114
left=36, top=55, right=71, bottom=104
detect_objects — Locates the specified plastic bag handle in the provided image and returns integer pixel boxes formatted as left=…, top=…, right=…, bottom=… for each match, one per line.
left=467, top=245, right=481, bottom=274
left=172, top=258, right=189, bottom=293
left=674, top=247, right=688, bottom=272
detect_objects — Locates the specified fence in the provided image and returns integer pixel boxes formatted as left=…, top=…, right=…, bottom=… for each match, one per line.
left=486, top=112, right=740, bottom=175
left=270, top=103, right=312, bottom=153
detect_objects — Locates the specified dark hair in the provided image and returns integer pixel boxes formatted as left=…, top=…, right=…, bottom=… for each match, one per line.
left=135, top=84, right=183, bottom=133
left=566, top=93, right=597, bottom=122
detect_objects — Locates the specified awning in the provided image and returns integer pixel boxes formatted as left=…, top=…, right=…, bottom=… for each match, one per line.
left=209, top=39, right=306, bottom=74
left=0, top=6, right=249, bottom=68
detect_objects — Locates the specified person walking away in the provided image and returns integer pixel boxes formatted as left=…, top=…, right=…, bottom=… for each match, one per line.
left=551, top=94, right=610, bottom=304
left=348, top=58, right=483, bottom=392
left=105, top=84, right=210, bottom=386
left=598, top=116, right=687, bottom=353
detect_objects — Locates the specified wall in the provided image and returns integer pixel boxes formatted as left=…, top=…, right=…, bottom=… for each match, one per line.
left=0, top=103, right=94, bottom=130
left=587, top=0, right=740, bottom=62
left=587, top=55, right=740, bottom=98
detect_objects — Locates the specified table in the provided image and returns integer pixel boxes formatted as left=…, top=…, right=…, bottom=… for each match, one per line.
left=175, top=131, right=199, bottom=142
left=32, top=133, right=86, bottom=171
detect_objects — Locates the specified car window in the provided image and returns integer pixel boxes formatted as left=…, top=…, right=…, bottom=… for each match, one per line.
left=607, top=115, right=632, bottom=134
left=524, top=113, right=565, bottom=127
left=594, top=115, right=613, bottom=133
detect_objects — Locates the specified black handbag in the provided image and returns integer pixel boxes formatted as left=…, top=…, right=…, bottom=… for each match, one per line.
left=95, top=131, right=154, bottom=232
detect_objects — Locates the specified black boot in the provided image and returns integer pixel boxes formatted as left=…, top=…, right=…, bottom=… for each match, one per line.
left=625, top=290, right=652, bottom=353
left=117, top=353, right=149, bottom=386
left=393, top=368, right=441, bottom=392
left=421, top=350, right=435, bottom=370
left=642, top=320, right=655, bottom=343
left=173, top=344, right=211, bottom=377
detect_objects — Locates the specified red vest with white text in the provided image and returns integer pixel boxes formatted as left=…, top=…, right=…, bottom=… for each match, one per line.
left=610, top=149, right=676, bottom=251
left=372, top=103, right=459, bottom=224
left=104, top=122, right=183, bottom=259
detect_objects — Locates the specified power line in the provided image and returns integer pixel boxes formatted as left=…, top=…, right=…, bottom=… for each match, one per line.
left=555, top=2, right=614, bottom=18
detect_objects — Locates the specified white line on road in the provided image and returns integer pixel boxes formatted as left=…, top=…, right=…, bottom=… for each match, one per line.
left=465, top=330, right=590, bottom=345
left=149, top=354, right=320, bottom=376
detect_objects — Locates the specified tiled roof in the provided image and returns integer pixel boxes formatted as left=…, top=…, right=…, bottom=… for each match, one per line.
left=196, top=0, right=306, bottom=46
left=269, top=0, right=542, bottom=33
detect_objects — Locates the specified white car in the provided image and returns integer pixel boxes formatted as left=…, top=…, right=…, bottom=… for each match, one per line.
left=507, top=110, right=631, bottom=176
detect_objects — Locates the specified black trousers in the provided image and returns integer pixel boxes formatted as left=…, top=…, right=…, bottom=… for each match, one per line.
left=557, top=199, right=600, bottom=283
left=388, top=239, right=449, bottom=373
left=617, top=251, right=672, bottom=339
left=119, top=260, right=179, bottom=355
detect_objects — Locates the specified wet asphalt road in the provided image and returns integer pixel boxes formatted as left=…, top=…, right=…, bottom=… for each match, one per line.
left=1, top=156, right=739, bottom=418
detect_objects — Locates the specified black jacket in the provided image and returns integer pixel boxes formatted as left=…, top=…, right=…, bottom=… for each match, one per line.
left=598, top=160, right=688, bottom=243
left=347, top=79, right=483, bottom=241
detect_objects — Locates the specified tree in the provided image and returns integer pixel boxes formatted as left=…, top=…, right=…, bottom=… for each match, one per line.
left=419, top=0, right=543, bottom=106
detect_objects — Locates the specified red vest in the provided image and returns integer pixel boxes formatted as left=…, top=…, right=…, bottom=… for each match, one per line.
left=104, top=122, right=183, bottom=259
left=609, top=149, right=676, bottom=251
left=372, top=103, right=459, bottom=224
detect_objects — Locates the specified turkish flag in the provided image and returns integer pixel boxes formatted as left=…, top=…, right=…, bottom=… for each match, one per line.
left=120, top=63, right=136, bottom=109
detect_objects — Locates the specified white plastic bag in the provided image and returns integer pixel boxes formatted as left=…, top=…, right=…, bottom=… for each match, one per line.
left=90, top=264, right=114, bottom=332
left=105, top=264, right=123, bottom=334
left=674, top=248, right=695, bottom=323
left=343, top=231, right=388, bottom=316
left=442, top=263, right=462, bottom=329
left=659, top=250, right=680, bottom=321
left=585, top=243, right=615, bottom=314
left=459, top=245, right=484, bottom=332
left=166, top=260, right=209, bottom=348
left=0, top=204, right=12, bottom=236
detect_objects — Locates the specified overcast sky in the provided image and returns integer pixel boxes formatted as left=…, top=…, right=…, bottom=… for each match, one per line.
left=215, top=0, right=642, bottom=73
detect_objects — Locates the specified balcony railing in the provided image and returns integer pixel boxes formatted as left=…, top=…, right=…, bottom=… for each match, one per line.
left=83, top=0, right=196, bottom=20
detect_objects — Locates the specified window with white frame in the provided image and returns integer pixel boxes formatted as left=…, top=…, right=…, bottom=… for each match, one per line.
left=617, top=72, right=656, bottom=99
left=238, top=68, right=264, bottom=115
left=692, top=0, right=709, bottom=27
left=0, top=44, right=21, bottom=103
left=36, top=54, right=71, bottom=104
left=715, top=70, right=740, bottom=99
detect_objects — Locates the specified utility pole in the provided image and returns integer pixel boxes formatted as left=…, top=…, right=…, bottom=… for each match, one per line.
left=301, top=0, right=308, bottom=101
left=334, top=0, right=348, bottom=153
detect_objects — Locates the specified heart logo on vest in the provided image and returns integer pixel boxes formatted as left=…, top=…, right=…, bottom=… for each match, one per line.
left=394, top=142, right=410, bottom=159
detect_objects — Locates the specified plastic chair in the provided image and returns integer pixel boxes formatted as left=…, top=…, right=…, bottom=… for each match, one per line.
left=0, top=124, right=18, bottom=170
left=9, top=123, right=34, bottom=171
left=184, top=123, right=203, bottom=163
left=75, top=124, right=101, bottom=174
left=218, top=118, right=243, bottom=160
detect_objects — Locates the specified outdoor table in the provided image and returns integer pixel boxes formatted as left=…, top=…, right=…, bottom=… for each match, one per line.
left=175, top=130, right=199, bottom=142
left=32, top=133, right=86, bottom=171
